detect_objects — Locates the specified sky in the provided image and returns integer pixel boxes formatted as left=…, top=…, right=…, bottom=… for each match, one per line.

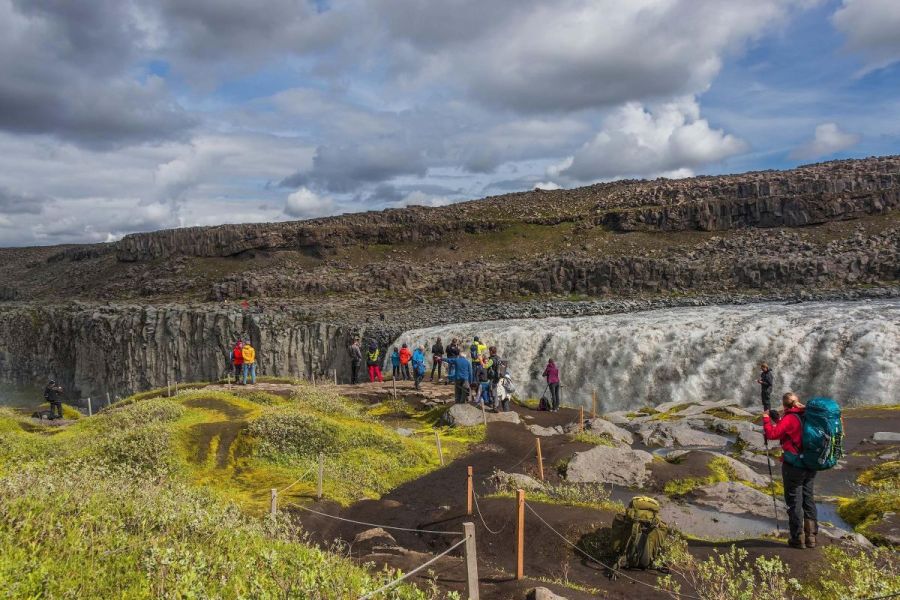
left=0, top=0, right=899, bottom=247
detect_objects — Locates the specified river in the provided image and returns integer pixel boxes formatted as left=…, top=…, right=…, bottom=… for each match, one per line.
left=392, top=300, right=900, bottom=411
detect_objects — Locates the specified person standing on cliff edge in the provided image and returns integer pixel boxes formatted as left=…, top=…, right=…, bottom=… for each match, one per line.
left=348, top=339, right=362, bottom=385
left=757, top=363, right=774, bottom=411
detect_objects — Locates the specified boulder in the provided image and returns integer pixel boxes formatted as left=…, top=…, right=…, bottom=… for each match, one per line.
left=708, top=417, right=762, bottom=437
left=442, top=404, right=521, bottom=427
left=602, top=411, right=631, bottom=425
left=873, top=432, right=900, bottom=443
left=352, top=528, right=400, bottom=555
left=690, top=481, right=787, bottom=520
left=583, top=418, right=634, bottom=445
left=526, top=587, right=569, bottom=600
left=528, top=424, right=564, bottom=437
left=566, top=445, right=654, bottom=487
left=491, top=470, right=545, bottom=492
left=697, top=451, right=770, bottom=487
left=736, top=428, right=769, bottom=452
left=740, top=450, right=778, bottom=467
left=637, top=422, right=730, bottom=448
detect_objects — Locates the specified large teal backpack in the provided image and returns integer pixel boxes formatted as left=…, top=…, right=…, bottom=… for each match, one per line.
left=784, top=397, right=844, bottom=471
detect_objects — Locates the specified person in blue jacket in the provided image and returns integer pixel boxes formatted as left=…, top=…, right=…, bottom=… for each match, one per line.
left=390, top=347, right=401, bottom=380
left=452, top=355, right=472, bottom=404
left=412, top=346, right=427, bottom=390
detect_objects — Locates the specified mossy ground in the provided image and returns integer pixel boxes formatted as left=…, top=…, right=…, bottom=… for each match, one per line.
left=839, top=459, right=900, bottom=545
left=664, top=455, right=783, bottom=497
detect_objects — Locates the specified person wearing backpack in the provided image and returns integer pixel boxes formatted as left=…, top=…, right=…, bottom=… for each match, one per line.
left=241, top=341, right=256, bottom=385
left=769, top=392, right=842, bottom=548
left=486, top=347, right=505, bottom=411
left=452, top=354, right=472, bottom=404
left=445, top=338, right=460, bottom=385
left=543, top=358, right=560, bottom=412
left=366, top=342, right=384, bottom=383
left=412, top=346, right=427, bottom=390
left=430, top=337, right=444, bottom=382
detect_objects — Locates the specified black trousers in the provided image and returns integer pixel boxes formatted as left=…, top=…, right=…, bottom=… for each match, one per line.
left=761, top=388, right=772, bottom=411
left=350, top=360, right=360, bottom=384
left=454, top=379, right=468, bottom=404
left=431, top=357, right=443, bottom=380
left=549, top=383, right=560, bottom=410
left=782, top=462, right=817, bottom=541
left=50, top=401, right=63, bottom=419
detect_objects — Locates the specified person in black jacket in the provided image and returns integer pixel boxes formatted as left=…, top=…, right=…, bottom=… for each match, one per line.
left=348, top=339, right=362, bottom=385
left=430, top=337, right=445, bottom=382
left=445, top=338, right=460, bottom=385
left=43, top=380, right=64, bottom=420
left=757, top=363, right=774, bottom=411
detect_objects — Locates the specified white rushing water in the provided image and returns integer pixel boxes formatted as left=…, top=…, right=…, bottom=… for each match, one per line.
left=392, top=300, right=900, bottom=411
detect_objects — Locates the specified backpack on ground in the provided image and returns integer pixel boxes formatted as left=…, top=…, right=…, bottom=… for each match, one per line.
left=785, top=397, right=844, bottom=471
left=538, top=396, right=549, bottom=411
left=609, top=496, right=668, bottom=573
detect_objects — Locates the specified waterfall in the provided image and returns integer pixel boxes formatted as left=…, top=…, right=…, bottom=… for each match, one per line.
left=391, top=300, right=900, bottom=412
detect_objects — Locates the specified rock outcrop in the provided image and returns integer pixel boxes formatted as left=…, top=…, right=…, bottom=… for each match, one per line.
left=565, top=445, right=654, bottom=487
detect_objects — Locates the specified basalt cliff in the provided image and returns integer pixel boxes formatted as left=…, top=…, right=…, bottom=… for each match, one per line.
left=1, top=156, right=899, bottom=399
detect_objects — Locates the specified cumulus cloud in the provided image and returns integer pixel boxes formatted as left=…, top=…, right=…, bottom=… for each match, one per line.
left=833, top=0, right=900, bottom=73
left=0, top=186, right=48, bottom=214
left=560, top=98, right=747, bottom=182
left=790, top=123, right=861, bottom=160
left=534, top=181, right=561, bottom=191
left=284, top=187, right=335, bottom=218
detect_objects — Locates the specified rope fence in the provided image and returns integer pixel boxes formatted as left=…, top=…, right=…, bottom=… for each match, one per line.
left=290, top=504, right=464, bottom=537
left=357, top=537, right=467, bottom=600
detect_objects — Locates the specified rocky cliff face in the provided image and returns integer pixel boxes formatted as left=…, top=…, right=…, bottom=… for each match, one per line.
left=0, top=304, right=401, bottom=400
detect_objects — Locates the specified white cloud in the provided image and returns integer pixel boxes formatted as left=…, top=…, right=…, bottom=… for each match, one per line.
left=789, top=122, right=861, bottom=160
left=560, top=97, right=747, bottom=182
left=284, top=187, right=334, bottom=218
left=833, top=0, right=900, bottom=73
left=534, top=181, right=561, bottom=190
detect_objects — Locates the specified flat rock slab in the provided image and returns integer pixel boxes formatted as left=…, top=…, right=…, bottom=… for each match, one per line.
left=583, top=417, right=634, bottom=445
left=441, top=403, right=521, bottom=427
left=696, top=451, right=770, bottom=487
left=657, top=497, right=775, bottom=541
left=736, top=428, right=769, bottom=452
left=527, top=587, right=569, bottom=600
left=873, top=432, right=900, bottom=443
left=690, top=481, right=787, bottom=521
left=566, top=445, right=653, bottom=487
left=637, top=422, right=730, bottom=448
left=528, top=424, right=564, bottom=437
left=490, top=470, right=544, bottom=492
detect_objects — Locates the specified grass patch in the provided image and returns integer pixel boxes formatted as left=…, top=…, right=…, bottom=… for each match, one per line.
left=662, top=455, right=783, bottom=497
left=569, top=431, right=616, bottom=446
left=514, top=396, right=541, bottom=410
left=626, top=406, right=659, bottom=418
left=839, top=490, right=900, bottom=545
left=858, top=461, right=900, bottom=490
left=491, top=479, right=623, bottom=512
left=704, top=407, right=754, bottom=421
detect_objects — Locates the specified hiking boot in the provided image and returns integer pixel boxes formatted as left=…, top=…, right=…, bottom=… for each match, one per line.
left=804, top=519, right=817, bottom=548
left=788, top=538, right=805, bottom=549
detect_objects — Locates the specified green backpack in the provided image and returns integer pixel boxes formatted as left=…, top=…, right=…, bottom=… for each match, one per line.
left=609, top=496, right=668, bottom=572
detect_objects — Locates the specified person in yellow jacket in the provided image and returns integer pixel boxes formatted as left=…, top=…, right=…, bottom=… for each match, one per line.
left=241, top=341, right=256, bottom=385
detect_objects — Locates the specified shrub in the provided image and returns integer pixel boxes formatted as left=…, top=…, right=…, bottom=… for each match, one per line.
left=801, top=546, right=900, bottom=600
left=858, top=461, right=900, bottom=490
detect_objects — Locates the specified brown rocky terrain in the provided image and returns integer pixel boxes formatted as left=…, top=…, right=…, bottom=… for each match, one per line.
left=1, top=156, right=899, bottom=398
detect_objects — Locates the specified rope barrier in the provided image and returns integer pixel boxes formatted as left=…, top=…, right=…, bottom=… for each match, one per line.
left=471, top=491, right=513, bottom=536
left=289, top=504, right=464, bottom=537
left=524, top=502, right=703, bottom=600
left=504, top=445, right=536, bottom=471
left=278, top=466, right=315, bottom=495
left=358, top=537, right=467, bottom=600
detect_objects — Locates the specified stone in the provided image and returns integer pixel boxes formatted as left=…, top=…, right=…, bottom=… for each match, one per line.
left=441, top=403, right=521, bottom=427
left=528, top=424, right=564, bottom=437
left=873, top=432, right=900, bottom=443
left=565, top=445, right=654, bottom=487
left=637, top=422, right=730, bottom=448
left=740, top=451, right=778, bottom=467
left=736, top=428, right=769, bottom=452
left=395, top=427, right=413, bottom=437
left=602, top=411, right=631, bottom=425
left=490, top=470, right=545, bottom=492
left=583, top=418, right=634, bottom=445
left=352, top=528, right=400, bottom=555
left=697, top=451, right=770, bottom=487
left=526, top=587, right=569, bottom=600
left=690, top=481, right=787, bottom=521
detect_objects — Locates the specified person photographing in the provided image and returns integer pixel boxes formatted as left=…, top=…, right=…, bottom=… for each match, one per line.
left=763, top=392, right=816, bottom=549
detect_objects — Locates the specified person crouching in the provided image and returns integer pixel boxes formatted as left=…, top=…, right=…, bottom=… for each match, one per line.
left=763, top=392, right=817, bottom=549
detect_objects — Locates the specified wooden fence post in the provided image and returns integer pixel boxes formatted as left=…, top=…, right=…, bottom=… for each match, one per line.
left=466, top=466, right=473, bottom=516
left=334, top=369, right=338, bottom=385
left=516, top=489, right=525, bottom=580
left=462, top=522, right=480, bottom=600
left=579, top=406, right=584, bottom=432
left=392, top=377, right=397, bottom=400
left=167, top=379, right=171, bottom=397
left=87, top=396, right=92, bottom=417
left=435, top=431, right=444, bottom=466
left=106, top=392, right=111, bottom=408
left=592, top=389, right=597, bottom=419
left=317, top=453, right=324, bottom=500
left=535, top=438, right=544, bottom=481
left=270, top=488, right=277, bottom=519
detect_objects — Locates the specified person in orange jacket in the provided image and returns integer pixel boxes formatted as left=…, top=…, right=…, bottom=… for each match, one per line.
left=399, top=343, right=412, bottom=381
left=241, top=341, right=256, bottom=385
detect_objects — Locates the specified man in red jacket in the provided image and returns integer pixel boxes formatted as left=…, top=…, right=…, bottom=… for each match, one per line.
left=763, top=392, right=816, bottom=549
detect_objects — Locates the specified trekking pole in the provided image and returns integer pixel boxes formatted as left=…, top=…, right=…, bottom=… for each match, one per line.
left=763, top=435, right=780, bottom=533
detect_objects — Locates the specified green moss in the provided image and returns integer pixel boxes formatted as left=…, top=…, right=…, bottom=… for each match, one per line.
left=858, top=461, right=900, bottom=490
left=839, top=490, right=900, bottom=545
left=663, top=456, right=783, bottom=497
left=61, top=404, right=82, bottom=420
left=626, top=406, right=659, bottom=418
left=704, top=408, right=754, bottom=421
left=569, top=431, right=616, bottom=446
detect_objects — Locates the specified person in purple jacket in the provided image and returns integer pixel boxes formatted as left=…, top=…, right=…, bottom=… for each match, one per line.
left=543, top=358, right=561, bottom=412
